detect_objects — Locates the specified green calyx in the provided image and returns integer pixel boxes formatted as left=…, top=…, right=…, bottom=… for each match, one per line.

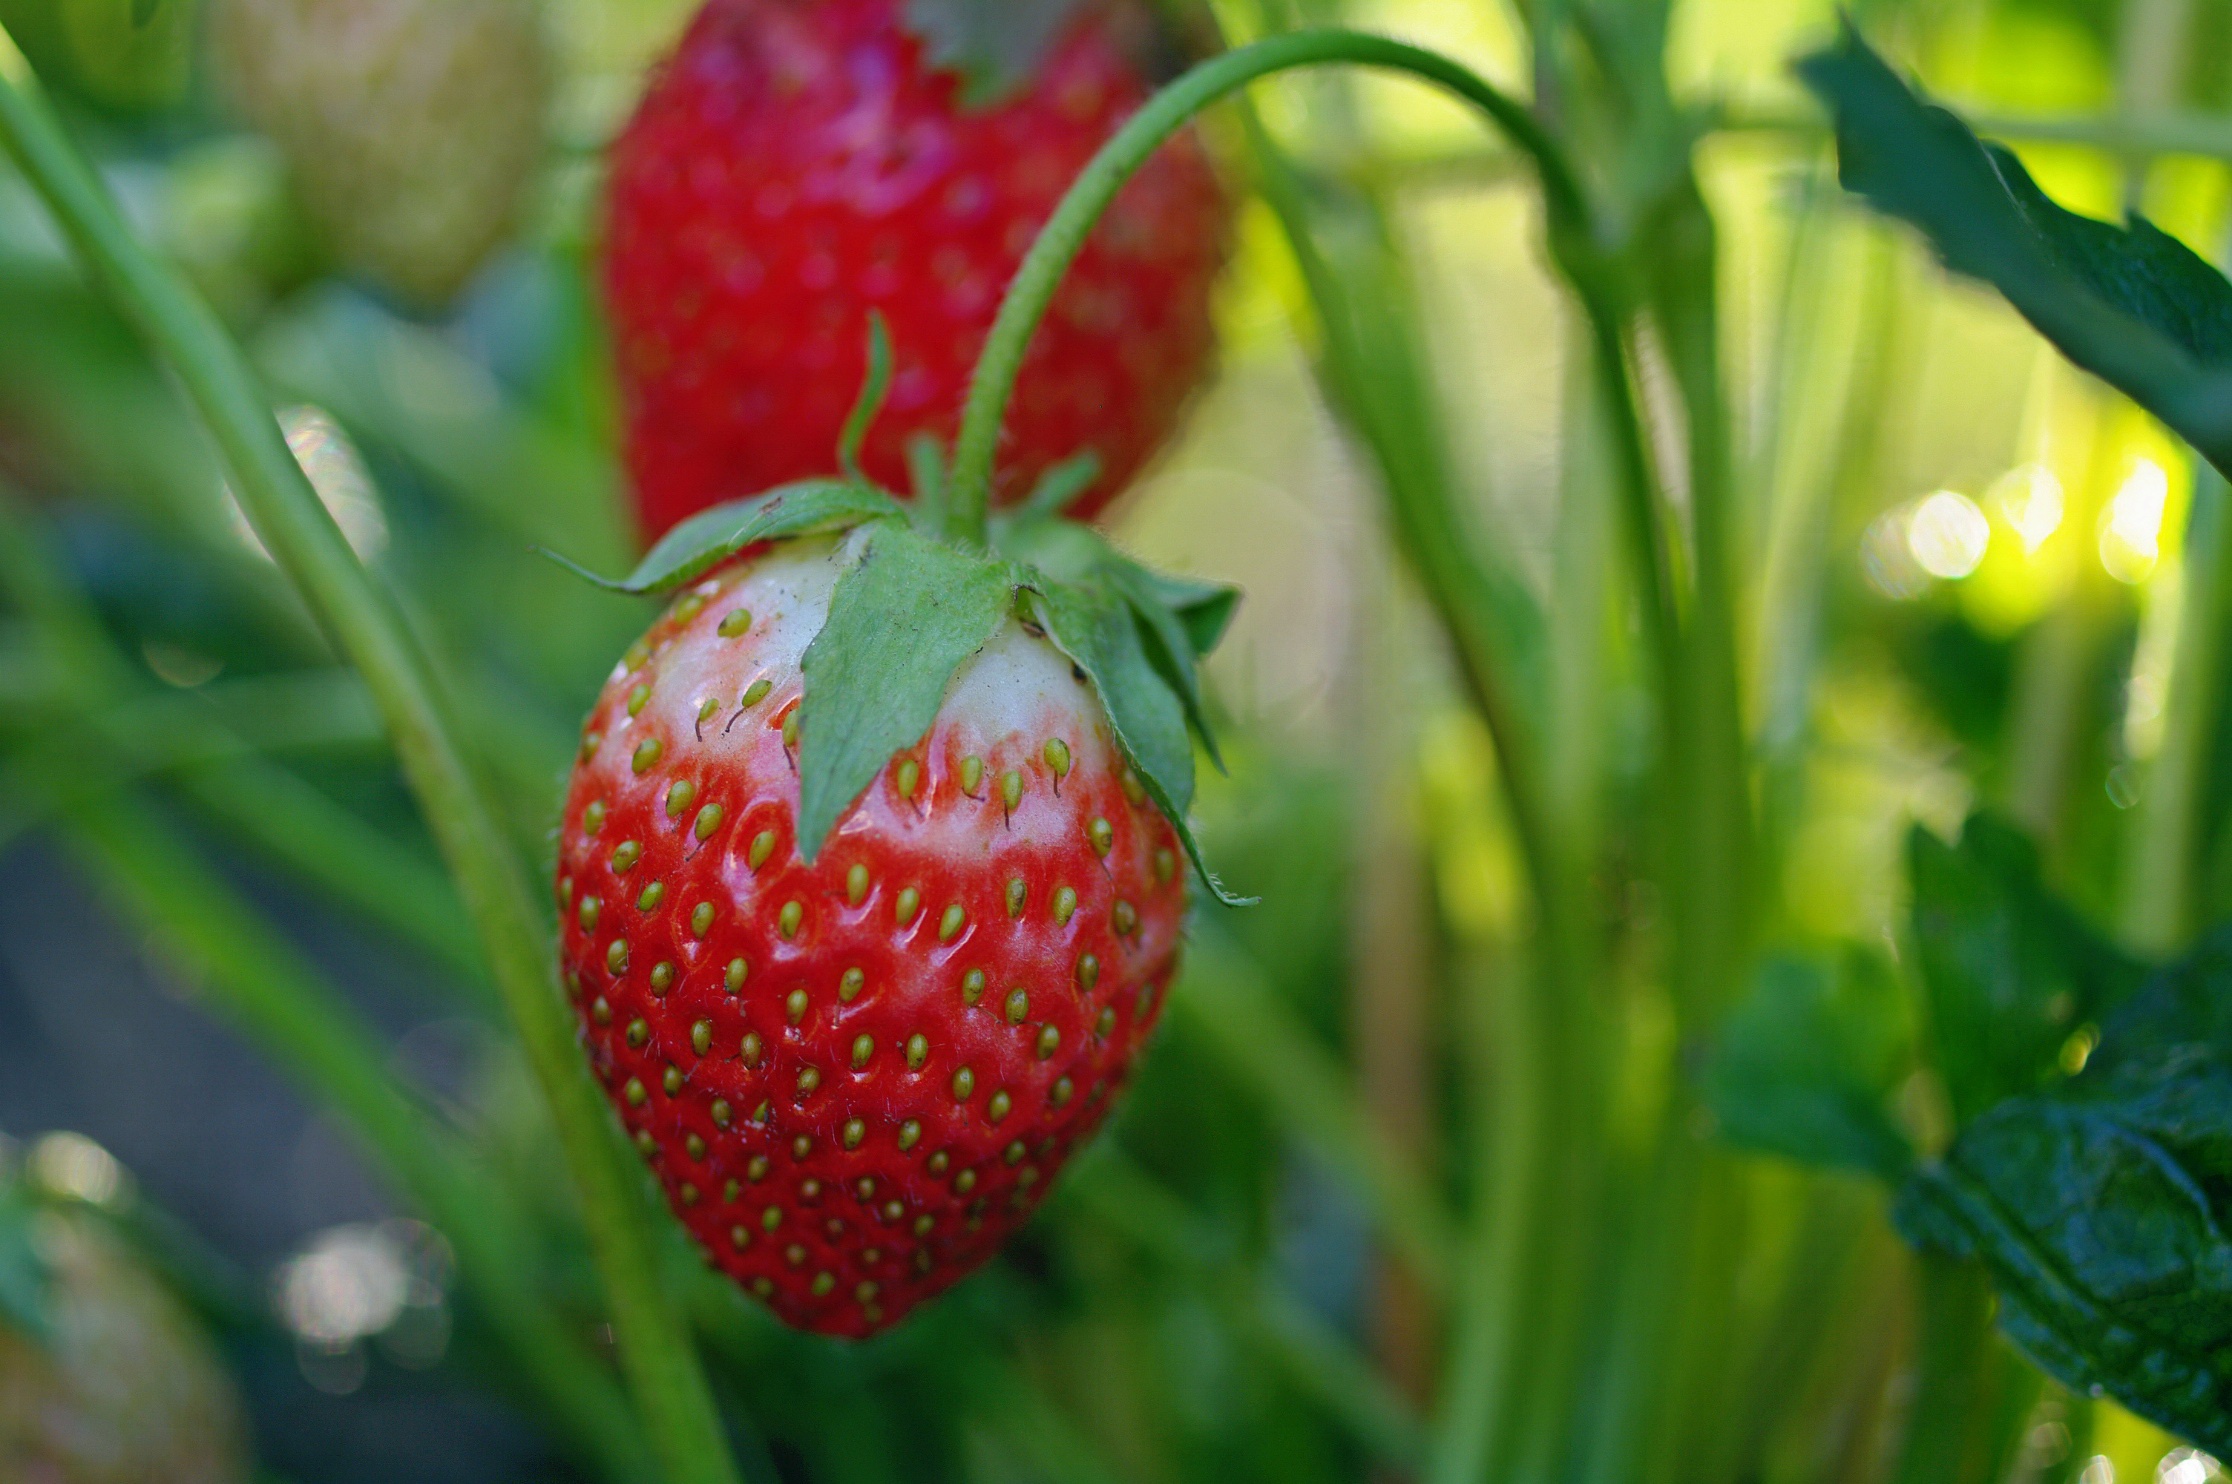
left=555, top=487, right=1250, bottom=908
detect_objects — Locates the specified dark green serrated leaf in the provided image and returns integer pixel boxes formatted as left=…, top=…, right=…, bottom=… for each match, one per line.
left=1029, top=580, right=1253, bottom=906
left=1705, top=950, right=1916, bottom=1180
left=903, top=0, right=1088, bottom=105
left=1909, top=816, right=2146, bottom=1126
left=1895, top=926, right=2232, bottom=1453
left=546, top=481, right=904, bottom=596
left=1797, top=25, right=2232, bottom=477
left=0, top=1183, right=53, bottom=1345
left=795, top=524, right=1016, bottom=859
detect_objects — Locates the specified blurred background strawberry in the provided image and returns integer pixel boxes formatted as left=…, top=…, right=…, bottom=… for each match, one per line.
left=208, top=0, right=551, bottom=308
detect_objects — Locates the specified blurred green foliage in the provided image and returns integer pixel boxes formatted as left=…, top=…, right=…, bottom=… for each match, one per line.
left=1, top=0, right=2230, bottom=1480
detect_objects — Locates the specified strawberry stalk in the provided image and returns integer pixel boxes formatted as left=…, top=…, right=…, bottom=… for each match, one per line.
left=944, top=27, right=1585, bottom=547
left=0, top=35, right=743, bottom=1484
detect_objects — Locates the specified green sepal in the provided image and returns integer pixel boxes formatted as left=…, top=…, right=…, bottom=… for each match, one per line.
left=836, top=311, right=894, bottom=483
left=1100, top=554, right=1226, bottom=772
left=1018, top=451, right=1102, bottom=518
left=795, top=523, right=1017, bottom=859
left=1127, top=567, right=1238, bottom=658
left=1027, top=578, right=1255, bottom=906
left=902, top=0, right=1088, bottom=106
left=993, top=512, right=1238, bottom=768
left=546, top=481, right=905, bottom=596
left=0, top=1180, right=54, bottom=1346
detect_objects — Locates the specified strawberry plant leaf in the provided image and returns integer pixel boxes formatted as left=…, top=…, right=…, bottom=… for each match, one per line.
left=1797, top=24, right=2232, bottom=476
left=1895, top=927, right=2232, bottom=1453
left=0, top=1181, right=53, bottom=1345
left=551, top=481, right=905, bottom=595
left=795, top=523, right=1015, bottom=859
left=1705, top=950, right=1916, bottom=1180
left=1029, top=578, right=1254, bottom=905
left=1908, top=816, right=2147, bottom=1126
left=903, top=0, right=1088, bottom=106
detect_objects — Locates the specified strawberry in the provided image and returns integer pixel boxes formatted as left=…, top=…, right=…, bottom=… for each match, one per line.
left=600, top=0, right=1229, bottom=539
left=207, top=0, right=550, bottom=307
left=1, top=1164, right=250, bottom=1483
left=551, top=450, right=1244, bottom=1335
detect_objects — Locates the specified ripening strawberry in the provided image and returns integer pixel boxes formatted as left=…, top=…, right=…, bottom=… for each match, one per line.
left=601, top=0, right=1229, bottom=538
left=208, top=0, right=550, bottom=306
left=556, top=536, right=1194, bottom=1335
left=0, top=1194, right=250, bottom=1483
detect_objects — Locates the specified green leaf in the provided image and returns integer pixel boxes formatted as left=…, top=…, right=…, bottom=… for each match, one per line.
left=1029, top=579, right=1253, bottom=906
left=796, top=524, right=1016, bottom=859
left=903, top=0, right=1089, bottom=105
left=1896, top=927, right=2232, bottom=1454
left=548, top=481, right=904, bottom=596
left=1908, top=816, right=2146, bottom=1126
left=1704, top=950, right=1916, bottom=1180
left=0, top=1182, right=53, bottom=1346
left=1797, top=24, right=2232, bottom=477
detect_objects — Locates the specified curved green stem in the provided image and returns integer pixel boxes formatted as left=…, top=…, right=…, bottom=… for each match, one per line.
left=0, top=46, right=739, bottom=1484
left=945, top=27, right=1587, bottom=543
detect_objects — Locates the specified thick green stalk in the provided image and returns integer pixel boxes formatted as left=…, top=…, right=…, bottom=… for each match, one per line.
left=0, top=47, right=739, bottom=1483
left=944, top=27, right=1586, bottom=545
left=2126, top=448, right=2232, bottom=952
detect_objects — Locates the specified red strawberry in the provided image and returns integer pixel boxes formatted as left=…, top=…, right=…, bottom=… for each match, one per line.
left=600, top=0, right=1228, bottom=539
left=555, top=537, right=1189, bottom=1336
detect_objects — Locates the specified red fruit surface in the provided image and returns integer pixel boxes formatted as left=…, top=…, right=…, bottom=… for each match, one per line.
left=601, top=0, right=1228, bottom=539
left=555, top=541, right=1187, bottom=1336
